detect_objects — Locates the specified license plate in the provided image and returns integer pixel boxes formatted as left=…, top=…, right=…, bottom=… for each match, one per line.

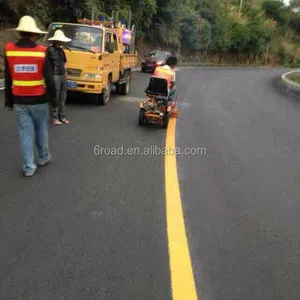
left=67, top=81, right=77, bottom=88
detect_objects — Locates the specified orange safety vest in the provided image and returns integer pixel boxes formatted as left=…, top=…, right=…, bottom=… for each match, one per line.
left=5, top=42, right=46, bottom=96
left=153, top=66, right=175, bottom=86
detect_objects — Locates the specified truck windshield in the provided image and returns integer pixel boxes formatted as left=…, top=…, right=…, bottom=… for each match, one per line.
left=44, top=24, right=103, bottom=53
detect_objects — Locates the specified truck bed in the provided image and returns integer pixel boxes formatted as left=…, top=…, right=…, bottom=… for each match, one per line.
left=120, top=54, right=138, bottom=70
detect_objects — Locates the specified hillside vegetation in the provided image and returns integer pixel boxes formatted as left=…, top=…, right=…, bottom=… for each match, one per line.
left=1, top=0, right=300, bottom=67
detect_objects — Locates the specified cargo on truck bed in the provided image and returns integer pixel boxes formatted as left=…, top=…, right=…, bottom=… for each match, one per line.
left=43, top=19, right=138, bottom=105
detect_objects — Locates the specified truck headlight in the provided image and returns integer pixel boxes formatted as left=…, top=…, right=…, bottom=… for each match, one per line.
left=83, top=73, right=101, bottom=79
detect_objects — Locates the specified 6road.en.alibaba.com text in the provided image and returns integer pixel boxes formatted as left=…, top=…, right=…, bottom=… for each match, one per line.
left=93, top=145, right=207, bottom=156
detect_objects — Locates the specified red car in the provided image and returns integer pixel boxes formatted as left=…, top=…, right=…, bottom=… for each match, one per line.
left=141, top=50, right=172, bottom=73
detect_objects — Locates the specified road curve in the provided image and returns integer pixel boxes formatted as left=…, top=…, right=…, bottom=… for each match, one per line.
left=176, top=67, right=300, bottom=300
left=1, top=68, right=300, bottom=300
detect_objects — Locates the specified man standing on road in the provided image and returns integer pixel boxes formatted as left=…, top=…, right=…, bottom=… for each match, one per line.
left=46, top=30, right=71, bottom=125
left=4, top=15, right=57, bottom=177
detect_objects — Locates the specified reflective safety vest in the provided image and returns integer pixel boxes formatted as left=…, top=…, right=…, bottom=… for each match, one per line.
left=153, top=66, right=175, bottom=87
left=5, top=42, right=46, bottom=96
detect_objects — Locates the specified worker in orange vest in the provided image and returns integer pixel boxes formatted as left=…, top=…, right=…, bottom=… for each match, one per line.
left=153, top=56, right=177, bottom=100
left=4, top=15, right=56, bottom=177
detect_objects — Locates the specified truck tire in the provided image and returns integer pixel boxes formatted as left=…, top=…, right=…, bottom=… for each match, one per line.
left=118, top=70, right=131, bottom=95
left=162, top=112, right=169, bottom=129
left=138, top=108, right=145, bottom=126
left=98, top=78, right=111, bottom=106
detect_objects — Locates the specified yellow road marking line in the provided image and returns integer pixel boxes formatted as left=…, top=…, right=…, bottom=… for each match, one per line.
left=165, top=117, right=198, bottom=300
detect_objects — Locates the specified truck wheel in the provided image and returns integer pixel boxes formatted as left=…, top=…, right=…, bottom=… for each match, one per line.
left=119, top=71, right=131, bottom=95
left=162, top=112, right=169, bottom=129
left=99, top=79, right=111, bottom=106
left=138, top=109, right=145, bottom=126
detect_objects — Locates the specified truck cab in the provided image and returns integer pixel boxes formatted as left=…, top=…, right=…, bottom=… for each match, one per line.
left=43, top=20, right=137, bottom=105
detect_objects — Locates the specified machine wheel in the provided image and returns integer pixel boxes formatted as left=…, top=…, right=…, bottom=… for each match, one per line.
left=119, top=70, right=131, bottom=95
left=138, top=109, right=145, bottom=126
left=162, top=112, right=169, bottom=129
left=98, top=78, right=111, bottom=106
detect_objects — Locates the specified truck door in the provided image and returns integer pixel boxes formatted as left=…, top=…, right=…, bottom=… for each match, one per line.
left=103, top=31, right=115, bottom=81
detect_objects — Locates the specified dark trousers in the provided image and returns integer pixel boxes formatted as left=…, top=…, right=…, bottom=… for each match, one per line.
left=51, top=74, right=67, bottom=120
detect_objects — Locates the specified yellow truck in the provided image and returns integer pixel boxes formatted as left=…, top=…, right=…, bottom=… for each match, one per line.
left=43, top=19, right=138, bottom=105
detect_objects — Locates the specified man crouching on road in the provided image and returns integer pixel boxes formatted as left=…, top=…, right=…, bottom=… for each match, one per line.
left=46, top=29, right=71, bottom=125
left=4, top=15, right=57, bottom=177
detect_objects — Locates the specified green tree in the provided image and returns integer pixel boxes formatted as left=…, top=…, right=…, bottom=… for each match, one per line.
left=199, top=19, right=212, bottom=53
left=261, top=0, right=288, bottom=26
left=179, top=7, right=202, bottom=50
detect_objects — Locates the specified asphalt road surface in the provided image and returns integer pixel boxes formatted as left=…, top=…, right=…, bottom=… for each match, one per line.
left=1, top=68, right=300, bottom=300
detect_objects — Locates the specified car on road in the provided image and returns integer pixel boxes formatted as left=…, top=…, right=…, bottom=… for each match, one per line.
left=141, top=50, right=171, bottom=73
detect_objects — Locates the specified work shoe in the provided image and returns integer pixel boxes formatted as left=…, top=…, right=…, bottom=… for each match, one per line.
left=23, top=169, right=36, bottom=177
left=38, top=153, right=51, bottom=167
left=60, top=118, right=69, bottom=124
left=52, top=119, right=62, bottom=125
